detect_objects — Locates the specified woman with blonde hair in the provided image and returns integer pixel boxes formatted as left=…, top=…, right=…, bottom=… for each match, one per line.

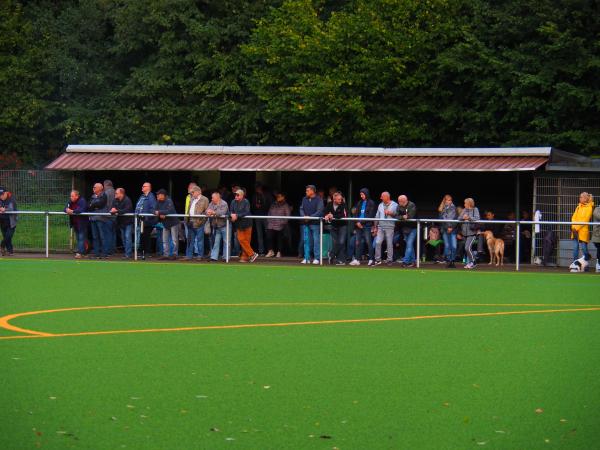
left=459, top=197, right=480, bottom=269
left=571, top=192, right=594, bottom=264
left=438, top=194, right=457, bottom=268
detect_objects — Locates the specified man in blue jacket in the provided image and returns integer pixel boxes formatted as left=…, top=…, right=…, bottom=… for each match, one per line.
left=135, top=182, right=157, bottom=260
left=299, top=184, right=324, bottom=265
left=65, top=190, right=88, bottom=259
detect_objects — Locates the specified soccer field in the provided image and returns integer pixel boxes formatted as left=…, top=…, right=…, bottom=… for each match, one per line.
left=1, top=259, right=599, bottom=449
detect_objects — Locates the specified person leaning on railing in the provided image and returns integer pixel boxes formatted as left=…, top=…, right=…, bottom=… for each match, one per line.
left=135, top=182, right=157, bottom=261
left=592, top=203, right=600, bottom=273
left=88, top=183, right=111, bottom=259
left=0, top=186, right=18, bottom=256
left=230, top=189, right=258, bottom=263
left=184, top=185, right=208, bottom=261
left=571, top=192, right=594, bottom=264
left=397, top=195, right=418, bottom=268
left=206, top=191, right=229, bottom=262
left=459, top=198, right=480, bottom=270
left=111, top=188, right=134, bottom=260
left=155, top=189, right=179, bottom=261
left=65, top=190, right=88, bottom=259
left=323, top=191, right=349, bottom=266
left=372, top=191, right=398, bottom=267
left=265, top=191, right=292, bottom=258
left=349, top=188, right=376, bottom=267
left=438, top=195, right=457, bottom=268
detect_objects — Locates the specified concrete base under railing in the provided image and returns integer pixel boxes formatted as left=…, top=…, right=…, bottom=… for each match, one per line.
left=2, top=252, right=598, bottom=274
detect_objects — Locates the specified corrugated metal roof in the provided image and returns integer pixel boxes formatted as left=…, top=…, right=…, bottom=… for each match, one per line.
left=46, top=151, right=548, bottom=172
left=65, top=144, right=553, bottom=157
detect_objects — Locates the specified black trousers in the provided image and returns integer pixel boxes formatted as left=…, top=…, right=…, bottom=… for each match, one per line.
left=267, top=229, right=285, bottom=254
left=330, top=225, right=348, bottom=262
left=141, top=223, right=153, bottom=257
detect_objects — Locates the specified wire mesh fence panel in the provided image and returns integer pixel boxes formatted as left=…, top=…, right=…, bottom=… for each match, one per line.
left=0, top=170, right=73, bottom=252
left=533, top=175, right=600, bottom=266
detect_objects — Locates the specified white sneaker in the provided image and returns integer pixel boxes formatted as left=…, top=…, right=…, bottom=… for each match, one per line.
left=367, top=259, right=374, bottom=266
left=265, top=250, right=275, bottom=258
left=301, top=259, right=308, bottom=264
left=275, top=252, right=281, bottom=258
left=312, top=259, right=320, bottom=265
left=349, top=259, right=360, bottom=266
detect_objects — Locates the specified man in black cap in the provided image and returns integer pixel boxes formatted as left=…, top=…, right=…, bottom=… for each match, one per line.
left=0, top=187, right=18, bottom=256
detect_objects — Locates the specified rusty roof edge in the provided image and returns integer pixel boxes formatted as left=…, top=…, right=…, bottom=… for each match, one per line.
left=65, top=145, right=553, bottom=157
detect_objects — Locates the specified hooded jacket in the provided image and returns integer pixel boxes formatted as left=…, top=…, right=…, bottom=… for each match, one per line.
left=352, top=188, right=376, bottom=227
left=439, top=203, right=457, bottom=232
left=591, top=206, right=600, bottom=243
left=459, top=207, right=480, bottom=237
left=571, top=201, right=594, bottom=242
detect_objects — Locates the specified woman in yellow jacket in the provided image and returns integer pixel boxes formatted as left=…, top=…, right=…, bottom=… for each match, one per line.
left=571, top=192, right=594, bottom=262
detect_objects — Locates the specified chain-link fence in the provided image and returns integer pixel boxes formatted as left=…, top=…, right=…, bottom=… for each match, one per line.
left=533, top=174, right=600, bottom=266
left=0, top=170, right=73, bottom=252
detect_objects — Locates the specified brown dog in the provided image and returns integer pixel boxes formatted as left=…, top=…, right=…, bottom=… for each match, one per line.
left=482, top=230, right=505, bottom=266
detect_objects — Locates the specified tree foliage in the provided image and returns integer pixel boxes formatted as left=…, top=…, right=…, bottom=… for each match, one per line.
left=0, top=0, right=599, bottom=167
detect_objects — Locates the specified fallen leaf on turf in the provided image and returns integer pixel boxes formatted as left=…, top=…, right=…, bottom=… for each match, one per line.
left=308, top=435, right=315, bottom=438
left=56, top=431, right=67, bottom=435
left=130, top=397, right=142, bottom=400
left=225, top=437, right=235, bottom=441
left=495, top=430, right=506, bottom=434
left=110, top=416, right=118, bottom=421
left=139, top=415, right=148, bottom=419
left=180, top=409, right=188, bottom=414
left=442, top=402, right=450, bottom=407
left=472, top=384, right=480, bottom=388
left=535, top=408, right=544, bottom=414
left=320, top=435, right=332, bottom=439
left=196, top=395, right=208, bottom=399
left=49, top=396, right=57, bottom=400
left=476, top=441, right=487, bottom=446
left=210, top=428, right=220, bottom=432
left=560, top=419, right=568, bottom=423
left=263, top=385, right=271, bottom=389
left=544, top=438, right=550, bottom=443
left=126, top=405, right=135, bottom=409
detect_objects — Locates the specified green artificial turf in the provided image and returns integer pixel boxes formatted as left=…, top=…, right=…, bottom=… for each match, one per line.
left=1, top=259, right=599, bottom=449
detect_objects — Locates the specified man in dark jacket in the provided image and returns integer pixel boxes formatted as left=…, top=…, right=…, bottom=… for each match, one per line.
left=88, top=183, right=110, bottom=259
left=0, top=187, right=18, bottom=256
left=135, top=182, right=157, bottom=260
left=299, top=184, right=324, bottom=264
left=104, top=179, right=116, bottom=255
left=251, top=183, right=273, bottom=256
left=231, top=189, right=258, bottom=262
left=65, top=190, right=88, bottom=258
left=155, top=189, right=179, bottom=260
left=397, top=195, right=418, bottom=267
left=350, top=188, right=376, bottom=266
left=324, top=191, right=349, bottom=265
left=111, top=188, right=134, bottom=259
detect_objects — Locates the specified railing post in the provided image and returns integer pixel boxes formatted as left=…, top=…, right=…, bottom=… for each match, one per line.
left=416, top=219, right=421, bottom=268
left=134, top=213, right=138, bottom=261
left=225, top=217, right=230, bottom=263
left=319, top=218, right=323, bottom=266
left=515, top=221, right=520, bottom=271
left=45, top=212, right=49, bottom=258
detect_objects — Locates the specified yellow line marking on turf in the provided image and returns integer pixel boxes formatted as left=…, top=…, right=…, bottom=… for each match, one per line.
left=0, top=304, right=598, bottom=341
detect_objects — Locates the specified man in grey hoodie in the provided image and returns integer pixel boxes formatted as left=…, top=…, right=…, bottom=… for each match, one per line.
left=373, top=192, right=398, bottom=266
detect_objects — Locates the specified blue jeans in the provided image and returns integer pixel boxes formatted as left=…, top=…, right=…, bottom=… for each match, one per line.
left=162, top=225, right=179, bottom=257
left=120, top=224, right=133, bottom=258
left=402, top=229, right=417, bottom=264
left=442, top=230, right=457, bottom=262
left=90, top=220, right=110, bottom=257
left=572, top=239, right=590, bottom=261
left=211, top=227, right=228, bottom=260
left=74, top=226, right=87, bottom=255
left=186, top=226, right=205, bottom=258
left=107, top=220, right=117, bottom=255
left=303, top=224, right=320, bottom=260
left=354, top=226, right=374, bottom=260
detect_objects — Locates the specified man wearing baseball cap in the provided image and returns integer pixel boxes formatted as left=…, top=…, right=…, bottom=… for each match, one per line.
left=230, top=189, right=258, bottom=262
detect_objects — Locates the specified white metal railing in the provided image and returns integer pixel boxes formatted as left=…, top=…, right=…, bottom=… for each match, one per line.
left=1, top=210, right=598, bottom=271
